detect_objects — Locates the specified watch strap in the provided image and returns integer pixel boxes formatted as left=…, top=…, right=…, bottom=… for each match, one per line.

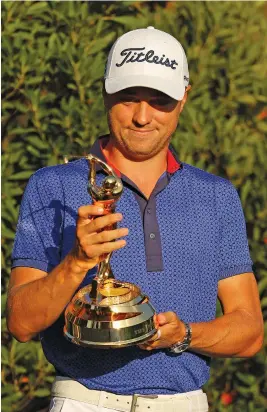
left=168, top=321, right=192, bottom=354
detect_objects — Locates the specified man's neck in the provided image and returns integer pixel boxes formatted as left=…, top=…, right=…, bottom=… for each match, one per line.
left=102, top=138, right=168, bottom=198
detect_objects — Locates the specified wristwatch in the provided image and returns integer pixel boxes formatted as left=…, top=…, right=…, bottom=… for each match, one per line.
left=168, top=321, right=192, bottom=354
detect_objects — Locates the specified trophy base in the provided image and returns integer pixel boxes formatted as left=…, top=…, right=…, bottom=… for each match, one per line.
left=64, top=327, right=157, bottom=349
left=64, top=280, right=156, bottom=348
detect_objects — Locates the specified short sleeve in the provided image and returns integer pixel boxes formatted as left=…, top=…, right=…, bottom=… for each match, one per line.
left=11, top=167, right=64, bottom=272
left=216, top=180, right=253, bottom=280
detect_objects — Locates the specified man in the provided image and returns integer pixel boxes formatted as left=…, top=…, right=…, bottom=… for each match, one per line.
left=7, top=27, right=263, bottom=412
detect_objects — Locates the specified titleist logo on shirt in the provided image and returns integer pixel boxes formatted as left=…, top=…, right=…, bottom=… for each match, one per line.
left=115, top=47, right=178, bottom=70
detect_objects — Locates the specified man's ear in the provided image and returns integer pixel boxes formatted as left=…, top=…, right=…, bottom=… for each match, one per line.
left=180, top=85, right=191, bottom=113
left=102, top=81, right=108, bottom=109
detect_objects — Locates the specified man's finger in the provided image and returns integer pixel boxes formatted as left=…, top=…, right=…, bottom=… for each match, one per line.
left=83, top=239, right=127, bottom=258
left=78, top=213, right=123, bottom=236
left=78, top=205, right=105, bottom=219
left=92, top=228, right=129, bottom=244
left=138, top=329, right=162, bottom=350
left=146, top=329, right=161, bottom=343
left=138, top=343, right=153, bottom=351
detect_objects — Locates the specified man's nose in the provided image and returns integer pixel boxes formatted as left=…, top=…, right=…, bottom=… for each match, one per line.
left=132, top=101, right=153, bottom=126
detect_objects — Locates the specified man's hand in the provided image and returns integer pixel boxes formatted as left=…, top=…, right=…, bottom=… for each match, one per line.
left=70, top=205, right=129, bottom=275
left=7, top=204, right=129, bottom=342
left=138, top=312, right=186, bottom=351
left=139, top=274, right=264, bottom=357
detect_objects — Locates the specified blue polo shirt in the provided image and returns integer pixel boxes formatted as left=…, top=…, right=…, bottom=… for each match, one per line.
left=11, top=136, right=253, bottom=394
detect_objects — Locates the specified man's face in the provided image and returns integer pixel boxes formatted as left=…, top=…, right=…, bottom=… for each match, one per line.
left=104, top=86, right=188, bottom=161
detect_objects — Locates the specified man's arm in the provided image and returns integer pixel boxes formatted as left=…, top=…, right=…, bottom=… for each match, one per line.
left=7, top=262, right=86, bottom=343
left=140, top=273, right=264, bottom=357
left=7, top=205, right=128, bottom=342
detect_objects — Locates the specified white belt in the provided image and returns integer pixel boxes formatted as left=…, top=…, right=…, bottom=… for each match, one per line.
left=51, top=376, right=208, bottom=412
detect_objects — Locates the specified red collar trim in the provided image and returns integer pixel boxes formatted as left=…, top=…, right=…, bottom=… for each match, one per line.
left=167, top=149, right=181, bottom=173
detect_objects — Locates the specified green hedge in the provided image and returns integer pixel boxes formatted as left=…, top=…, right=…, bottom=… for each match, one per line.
left=2, top=2, right=267, bottom=411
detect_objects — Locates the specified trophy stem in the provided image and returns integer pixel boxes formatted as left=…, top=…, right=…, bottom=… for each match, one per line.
left=89, top=253, right=114, bottom=303
left=97, top=253, right=114, bottom=280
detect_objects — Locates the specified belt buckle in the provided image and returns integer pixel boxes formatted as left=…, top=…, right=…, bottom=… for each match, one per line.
left=130, top=394, right=158, bottom=412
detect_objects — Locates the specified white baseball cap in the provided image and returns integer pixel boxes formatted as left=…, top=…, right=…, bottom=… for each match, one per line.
left=104, top=27, right=189, bottom=101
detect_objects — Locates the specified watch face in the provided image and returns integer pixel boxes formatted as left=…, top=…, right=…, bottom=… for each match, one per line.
left=170, top=342, right=188, bottom=353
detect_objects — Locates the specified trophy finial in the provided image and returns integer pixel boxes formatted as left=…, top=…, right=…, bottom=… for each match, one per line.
left=87, top=157, right=123, bottom=203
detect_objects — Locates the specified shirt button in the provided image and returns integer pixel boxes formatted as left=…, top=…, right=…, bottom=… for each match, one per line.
left=147, top=208, right=151, bottom=214
left=149, top=233, right=156, bottom=239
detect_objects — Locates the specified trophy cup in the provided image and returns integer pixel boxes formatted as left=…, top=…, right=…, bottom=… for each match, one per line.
left=63, top=154, right=157, bottom=348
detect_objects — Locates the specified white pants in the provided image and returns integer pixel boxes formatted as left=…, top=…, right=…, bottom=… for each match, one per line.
left=49, top=393, right=209, bottom=412
left=49, top=397, right=123, bottom=412
left=49, top=377, right=209, bottom=412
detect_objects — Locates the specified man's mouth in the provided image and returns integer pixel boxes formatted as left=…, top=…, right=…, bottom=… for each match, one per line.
left=129, top=129, right=155, bottom=134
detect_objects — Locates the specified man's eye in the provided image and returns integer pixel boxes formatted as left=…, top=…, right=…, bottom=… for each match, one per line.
left=153, top=98, right=171, bottom=106
left=119, top=95, right=138, bottom=103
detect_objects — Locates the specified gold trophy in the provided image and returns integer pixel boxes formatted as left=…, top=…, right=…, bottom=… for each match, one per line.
left=63, top=154, right=157, bottom=348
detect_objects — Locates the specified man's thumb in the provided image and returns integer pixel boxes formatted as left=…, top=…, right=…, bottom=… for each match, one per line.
left=156, top=311, right=176, bottom=326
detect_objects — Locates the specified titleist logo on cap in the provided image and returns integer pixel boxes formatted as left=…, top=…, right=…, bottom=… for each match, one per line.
left=115, top=47, right=178, bottom=70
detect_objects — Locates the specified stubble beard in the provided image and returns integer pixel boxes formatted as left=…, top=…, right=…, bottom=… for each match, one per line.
left=107, top=116, right=172, bottom=161
left=110, top=130, right=172, bottom=162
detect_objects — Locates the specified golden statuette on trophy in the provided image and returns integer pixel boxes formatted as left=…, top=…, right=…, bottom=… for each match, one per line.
left=63, top=154, right=157, bottom=348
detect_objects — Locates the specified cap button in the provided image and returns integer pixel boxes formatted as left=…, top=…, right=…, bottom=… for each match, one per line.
left=147, top=26, right=155, bottom=30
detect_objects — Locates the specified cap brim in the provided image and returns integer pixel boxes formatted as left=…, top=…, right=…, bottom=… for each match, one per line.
left=105, top=75, right=185, bottom=101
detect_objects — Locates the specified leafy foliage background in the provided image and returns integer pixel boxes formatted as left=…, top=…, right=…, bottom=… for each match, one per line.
left=1, top=1, right=267, bottom=411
